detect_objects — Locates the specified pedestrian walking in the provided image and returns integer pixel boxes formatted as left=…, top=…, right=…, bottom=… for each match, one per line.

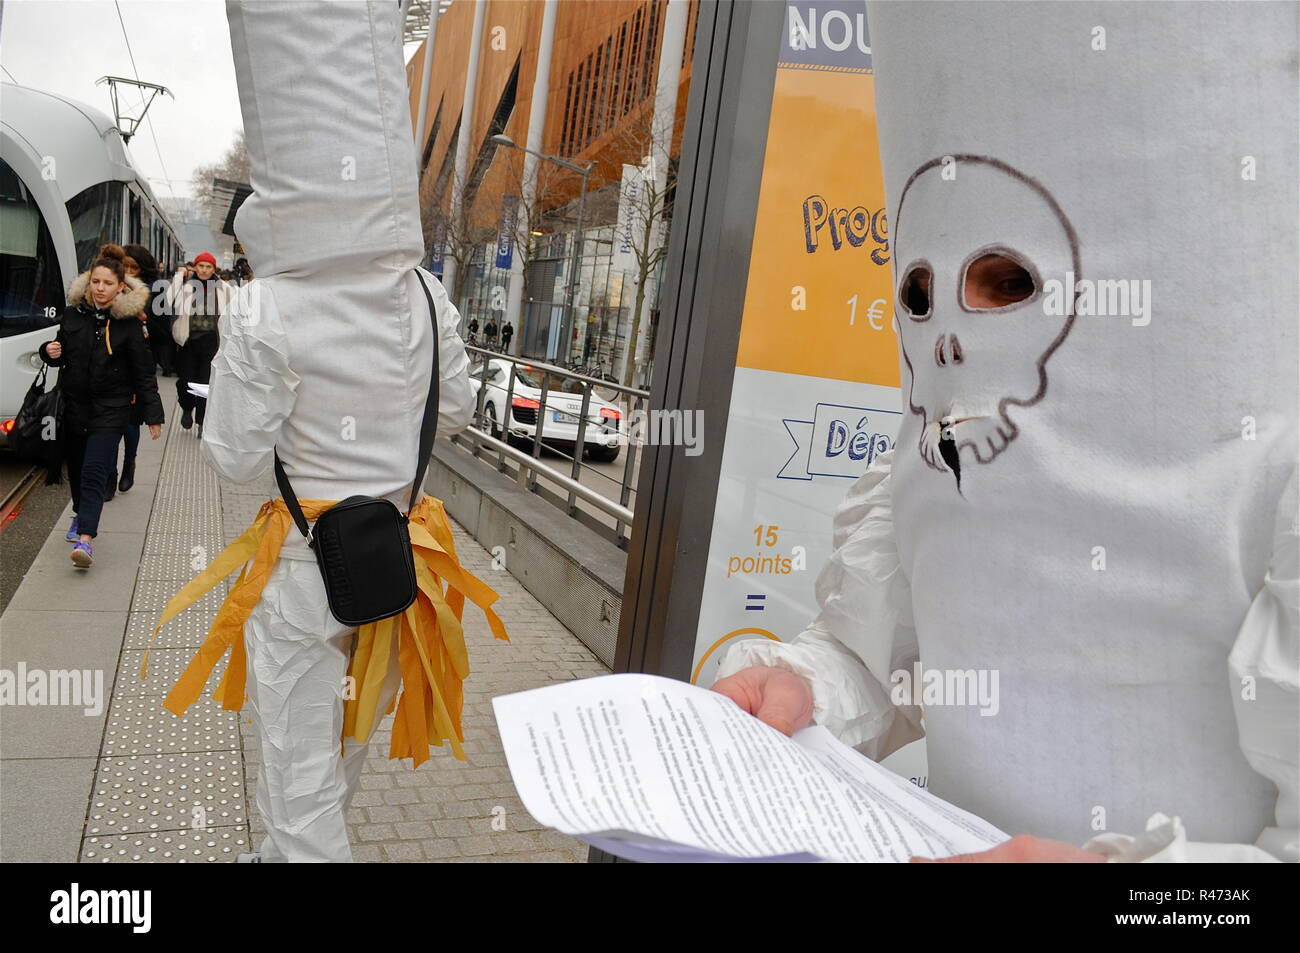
left=484, top=316, right=498, bottom=351
left=165, top=250, right=232, bottom=436
left=38, top=243, right=164, bottom=568
left=125, top=243, right=174, bottom=378
left=501, top=320, right=514, bottom=354
left=105, top=248, right=158, bottom=497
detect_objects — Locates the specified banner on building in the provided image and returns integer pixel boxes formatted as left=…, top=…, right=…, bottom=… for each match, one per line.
left=495, top=193, right=518, bottom=270
left=613, top=163, right=646, bottom=275
left=430, top=221, right=446, bottom=278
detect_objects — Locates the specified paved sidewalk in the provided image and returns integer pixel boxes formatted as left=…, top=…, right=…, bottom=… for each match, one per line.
left=0, top=383, right=609, bottom=863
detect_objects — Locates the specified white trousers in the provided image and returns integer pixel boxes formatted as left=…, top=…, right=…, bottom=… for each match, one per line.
left=243, top=557, right=400, bottom=863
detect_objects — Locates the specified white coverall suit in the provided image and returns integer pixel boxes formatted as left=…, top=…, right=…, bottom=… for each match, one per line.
left=199, top=0, right=473, bottom=862
left=720, top=1, right=1298, bottom=862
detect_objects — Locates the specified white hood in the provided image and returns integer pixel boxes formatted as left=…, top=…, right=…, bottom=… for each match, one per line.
left=202, top=0, right=472, bottom=561
left=869, top=0, right=1297, bottom=846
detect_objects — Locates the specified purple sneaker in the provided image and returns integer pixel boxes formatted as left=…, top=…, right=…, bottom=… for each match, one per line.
left=65, top=516, right=79, bottom=542
left=70, top=540, right=93, bottom=568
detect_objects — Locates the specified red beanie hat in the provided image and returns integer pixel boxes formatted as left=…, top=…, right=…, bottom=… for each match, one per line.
left=194, top=251, right=217, bottom=267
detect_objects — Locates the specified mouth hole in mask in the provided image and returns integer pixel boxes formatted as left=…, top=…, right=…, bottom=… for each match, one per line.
left=938, top=430, right=962, bottom=492
left=959, top=248, right=1039, bottom=312
left=898, top=261, right=933, bottom=321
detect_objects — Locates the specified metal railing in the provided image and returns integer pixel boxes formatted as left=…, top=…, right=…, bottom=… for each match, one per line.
left=449, top=345, right=650, bottom=548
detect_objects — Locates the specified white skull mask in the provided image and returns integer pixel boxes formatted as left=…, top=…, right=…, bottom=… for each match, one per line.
left=893, top=156, right=1080, bottom=488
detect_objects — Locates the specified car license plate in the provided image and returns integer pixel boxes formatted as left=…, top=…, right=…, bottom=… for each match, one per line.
left=552, top=411, right=579, bottom=423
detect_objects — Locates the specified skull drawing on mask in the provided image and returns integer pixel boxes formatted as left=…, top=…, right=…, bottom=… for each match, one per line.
left=893, top=155, right=1080, bottom=491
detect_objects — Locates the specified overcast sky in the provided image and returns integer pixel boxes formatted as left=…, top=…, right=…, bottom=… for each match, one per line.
left=0, top=0, right=423, bottom=201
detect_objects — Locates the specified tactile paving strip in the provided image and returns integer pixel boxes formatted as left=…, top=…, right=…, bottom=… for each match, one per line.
left=81, top=826, right=250, bottom=863
left=117, top=649, right=226, bottom=697
left=131, top=578, right=230, bottom=618
left=142, top=502, right=222, bottom=540
left=76, top=396, right=262, bottom=863
left=137, top=547, right=236, bottom=581
left=101, top=695, right=241, bottom=757
left=142, top=531, right=226, bottom=558
left=84, top=751, right=245, bottom=837
left=151, top=480, right=222, bottom=502
left=124, top=608, right=218, bottom=650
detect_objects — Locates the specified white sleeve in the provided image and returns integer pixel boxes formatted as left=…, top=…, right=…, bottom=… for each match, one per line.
left=417, top=267, right=473, bottom=438
left=200, top=280, right=300, bottom=484
left=715, top=450, right=924, bottom=760
left=1082, top=468, right=1298, bottom=863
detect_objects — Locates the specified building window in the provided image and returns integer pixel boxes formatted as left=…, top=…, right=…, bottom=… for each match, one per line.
left=433, top=116, right=460, bottom=203
left=559, top=0, right=668, bottom=157
left=465, top=56, right=521, bottom=207
left=421, top=96, right=445, bottom=171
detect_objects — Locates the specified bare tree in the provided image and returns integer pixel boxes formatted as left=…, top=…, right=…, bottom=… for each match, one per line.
left=605, top=114, right=677, bottom=388
left=431, top=167, right=495, bottom=313
left=495, top=149, right=591, bottom=329
left=190, top=131, right=250, bottom=207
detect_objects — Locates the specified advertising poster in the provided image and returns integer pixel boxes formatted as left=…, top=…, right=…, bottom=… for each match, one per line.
left=690, top=1, right=925, bottom=782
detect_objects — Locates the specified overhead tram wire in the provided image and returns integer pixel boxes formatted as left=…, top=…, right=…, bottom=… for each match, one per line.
left=114, top=0, right=175, bottom=198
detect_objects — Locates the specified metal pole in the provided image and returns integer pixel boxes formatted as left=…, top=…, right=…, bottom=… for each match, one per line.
left=564, top=163, right=591, bottom=363
left=507, top=0, right=559, bottom=357
left=446, top=0, right=487, bottom=303
left=413, top=3, right=439, bottom=152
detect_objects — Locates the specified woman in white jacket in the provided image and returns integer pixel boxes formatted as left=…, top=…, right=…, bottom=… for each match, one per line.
left=163, top=250, right=233, bottom=435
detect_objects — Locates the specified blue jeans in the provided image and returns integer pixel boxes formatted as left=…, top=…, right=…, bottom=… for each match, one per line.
left=64, top=429, right=124, bottom=538
left=122, top=423, right=139, bottom=462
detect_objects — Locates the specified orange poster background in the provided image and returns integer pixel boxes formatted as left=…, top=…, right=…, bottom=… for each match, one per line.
left=734, top=67, right=899, bottom=388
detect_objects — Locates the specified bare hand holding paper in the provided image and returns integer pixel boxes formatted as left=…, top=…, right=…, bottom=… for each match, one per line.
left=493, top=673, right=1008, bottom=863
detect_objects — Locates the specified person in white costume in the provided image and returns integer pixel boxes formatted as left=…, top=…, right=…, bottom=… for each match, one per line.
left=199, top=1, right=473, bottom=862
left=714, top=1, right=1297, bottom=862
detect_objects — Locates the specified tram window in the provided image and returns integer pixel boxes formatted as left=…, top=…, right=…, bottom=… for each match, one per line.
left=66, top=182, right=122, bottom=271
left=0, top=160, right=63, bottom=337
left=128, top=191, right=142, bottom=245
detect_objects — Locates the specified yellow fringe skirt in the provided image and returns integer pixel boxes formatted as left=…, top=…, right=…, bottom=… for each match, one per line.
left=142, top=495, right=508, bottom=766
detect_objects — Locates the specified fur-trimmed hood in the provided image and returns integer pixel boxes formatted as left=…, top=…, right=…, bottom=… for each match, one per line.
left=67, top=271, right=150, bottom=319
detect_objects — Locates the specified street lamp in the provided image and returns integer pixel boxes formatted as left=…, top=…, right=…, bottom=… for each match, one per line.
left=491, top=134, right=593, bottom=362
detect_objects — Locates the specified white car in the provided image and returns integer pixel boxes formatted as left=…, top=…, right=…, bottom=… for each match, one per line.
left=468, top=359, right=622, bottom=463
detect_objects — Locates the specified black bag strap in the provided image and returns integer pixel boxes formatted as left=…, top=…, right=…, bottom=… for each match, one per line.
left=274, top=271, right=443, bottom=544
left=406, top=272, right=442, bottom=513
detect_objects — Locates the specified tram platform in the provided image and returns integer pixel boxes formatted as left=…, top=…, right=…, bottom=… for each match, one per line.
left=0, top=384, right=608, bottom=863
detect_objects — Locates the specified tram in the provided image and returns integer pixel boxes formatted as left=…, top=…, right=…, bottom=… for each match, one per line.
left=0, top=80, right=183, bottom=446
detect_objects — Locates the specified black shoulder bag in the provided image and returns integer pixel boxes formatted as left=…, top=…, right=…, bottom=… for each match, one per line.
left=273, top=273, right=441, bottom=626
left=11, top=364, right=65, bottom=484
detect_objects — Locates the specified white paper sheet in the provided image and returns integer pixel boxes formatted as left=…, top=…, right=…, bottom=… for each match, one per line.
left=186, top=383, right=210, bottom=398
left=493, top=673, right=1008, bottom=862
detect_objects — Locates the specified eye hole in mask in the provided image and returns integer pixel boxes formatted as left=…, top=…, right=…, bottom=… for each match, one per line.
left=960, top=251, right=1037, bottom=310
left=898, top=263, right=933, bottom=320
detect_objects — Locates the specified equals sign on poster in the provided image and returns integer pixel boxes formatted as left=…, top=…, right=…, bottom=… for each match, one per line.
left=745, top=594, right=766, bottom=611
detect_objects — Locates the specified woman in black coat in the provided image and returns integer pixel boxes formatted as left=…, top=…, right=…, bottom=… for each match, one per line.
left=39, top=243, right=164, bottom=569
left=112, top=245, right=161, bottom=495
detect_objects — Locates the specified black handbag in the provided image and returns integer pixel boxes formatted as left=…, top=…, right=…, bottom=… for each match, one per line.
left=273, top=273, right=442, bottom=626
left=11, top=364, right=65, bottom=484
